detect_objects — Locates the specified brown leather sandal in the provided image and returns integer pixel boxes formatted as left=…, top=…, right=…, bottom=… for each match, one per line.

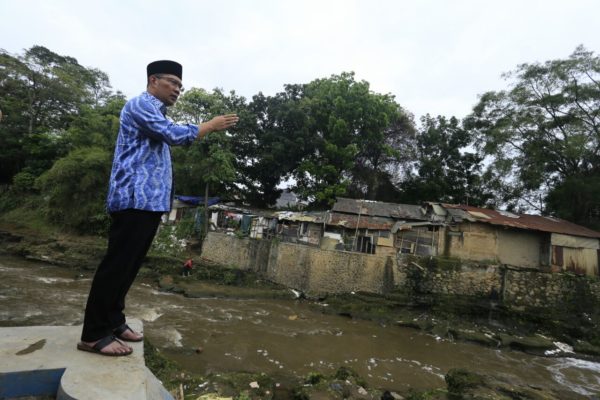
left=77, top=335, right=132, bottom=356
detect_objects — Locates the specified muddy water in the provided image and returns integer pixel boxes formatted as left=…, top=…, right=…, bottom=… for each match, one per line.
left=1, top=256, right=599, bottom=398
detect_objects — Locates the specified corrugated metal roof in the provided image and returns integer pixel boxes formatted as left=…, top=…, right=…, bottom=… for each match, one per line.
left=327, top=212, right=394, bottom=230
left=441, top=204, right=600, bottom=239
left=208, top=204, right=277, bottom=217
left=332, top=197, right=427, bottom=220
left=391, top=204, right=427, bottom=220
left=275, top=211, right=328, bottom=223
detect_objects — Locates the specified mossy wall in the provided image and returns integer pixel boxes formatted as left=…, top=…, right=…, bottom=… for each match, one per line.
left=202, top=232, right=393, bottom=294
left=201, top=233, right=600, bottom=312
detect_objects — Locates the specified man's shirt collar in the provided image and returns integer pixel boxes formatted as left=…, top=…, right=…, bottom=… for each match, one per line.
left=143, top=91, right=168, bottom=115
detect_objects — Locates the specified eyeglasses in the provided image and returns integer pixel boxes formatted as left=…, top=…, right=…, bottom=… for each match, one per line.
left=155, top=75, right=185, bottom=92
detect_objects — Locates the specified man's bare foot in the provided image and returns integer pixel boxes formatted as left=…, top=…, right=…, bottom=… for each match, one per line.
left=117, top=328, right=143, bottom=341
left=77, top=336, right=132, bottom=356
left=113, top=323, right=143, bottom=342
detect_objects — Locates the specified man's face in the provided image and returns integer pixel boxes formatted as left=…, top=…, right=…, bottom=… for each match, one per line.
left=148, top=74, right=184, bottom=106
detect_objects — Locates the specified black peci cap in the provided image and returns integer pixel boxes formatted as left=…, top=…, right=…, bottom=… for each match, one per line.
left=147, top=60, right=182, bottom=80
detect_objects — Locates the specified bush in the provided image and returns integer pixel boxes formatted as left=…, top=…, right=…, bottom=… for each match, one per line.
left=304, top=372, right=325, bottom=385
left=445, top=368, right=485, bottom=398
left=222, top=271, right=238, bottom=285
left=36, top=147, right=111, bottom=234
left=12, top=171, right=38, bottom=193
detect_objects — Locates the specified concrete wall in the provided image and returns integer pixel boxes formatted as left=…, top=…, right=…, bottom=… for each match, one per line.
left=202, top=233, right=254, bottom=269
left=202, top=232, right=394, bottom=294
left=497, top=229, right=541, bottom=268
left=445, top=223, right=498, bottom=262
left=201, top=232, right=600, bottom=311
left=446, top=224, right=543, bottom=269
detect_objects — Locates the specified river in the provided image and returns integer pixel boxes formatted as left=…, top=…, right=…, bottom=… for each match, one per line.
left=1, top=255, right=599, bottom=398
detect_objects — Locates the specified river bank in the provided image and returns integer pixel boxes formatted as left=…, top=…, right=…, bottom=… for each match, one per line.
left=1, top=222, right=599, bottom=399
left=3, top=223, right=597, bottom=361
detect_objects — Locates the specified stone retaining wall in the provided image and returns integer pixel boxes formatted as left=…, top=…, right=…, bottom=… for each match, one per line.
left=404, top=263, right=502, bottom=298
left=503, top=268, right=600, bottom=309
left=201, top=233, right=600, bottom=310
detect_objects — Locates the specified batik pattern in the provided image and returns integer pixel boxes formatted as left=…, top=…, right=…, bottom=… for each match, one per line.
left=106, top=92, right=198, bottom=212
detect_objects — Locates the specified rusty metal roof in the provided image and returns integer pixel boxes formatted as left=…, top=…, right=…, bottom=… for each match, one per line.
left=332, top=197, right=427, bottom=220
left=441, top=204, right=600, bottom=239
left=327, top=212, right=395, bottom=230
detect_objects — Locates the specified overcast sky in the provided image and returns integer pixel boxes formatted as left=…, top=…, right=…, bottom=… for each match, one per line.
left=1, top=0, right=599, bottom=121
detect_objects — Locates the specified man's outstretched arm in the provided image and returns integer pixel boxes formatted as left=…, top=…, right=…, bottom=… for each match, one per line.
left=198, top=113, right=239, bottom=139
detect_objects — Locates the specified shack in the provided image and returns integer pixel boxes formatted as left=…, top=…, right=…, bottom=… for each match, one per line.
left=432, top=203, right=600, bottom=276
left=328, top=198, right=431, bottom=255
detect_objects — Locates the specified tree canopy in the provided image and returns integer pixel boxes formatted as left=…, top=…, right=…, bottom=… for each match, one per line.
left=1, top=44, right=599, bottom=232
left=466, top=45, right=600, bottom=228
left=0, top=45, right=114, bottom=184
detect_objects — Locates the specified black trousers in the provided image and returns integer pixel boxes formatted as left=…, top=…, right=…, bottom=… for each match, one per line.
left=81, top=209, right=162, bottom=342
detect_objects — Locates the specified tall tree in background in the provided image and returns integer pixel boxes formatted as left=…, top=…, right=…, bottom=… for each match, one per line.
left=0, top=46, right=113, bottom=184
left=400, top=115, right=489, bottom=205
left=234, top=87, right=315, bottom=207
left=169, top=88, right=237, bottom=198
left=467, top=46, right=600, bottom=228
left=343, top=83, right=416, bottom=202
left=292, top=72, right=414, bottom=206
left=62, top=93, right=126, bottom=151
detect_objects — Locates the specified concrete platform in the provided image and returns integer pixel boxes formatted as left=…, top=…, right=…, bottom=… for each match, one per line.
left=0, top=320, right=173, bottom=400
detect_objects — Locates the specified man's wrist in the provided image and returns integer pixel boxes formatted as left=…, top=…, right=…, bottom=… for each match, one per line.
left=198, top=120, right=214, bottom=138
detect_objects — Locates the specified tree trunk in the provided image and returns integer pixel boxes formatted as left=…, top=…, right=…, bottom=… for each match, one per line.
left=204, top=182, right=209, bottom=239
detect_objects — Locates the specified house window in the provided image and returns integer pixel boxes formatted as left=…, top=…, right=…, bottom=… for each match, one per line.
left=299, top=222, right=307, bottom=235
left=356, top=236, right=375, bottom=254
left=395, top=228, right=437, bottom=256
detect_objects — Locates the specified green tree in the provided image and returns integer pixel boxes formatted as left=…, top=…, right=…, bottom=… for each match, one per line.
left=293, top=72, right=414, bottom=206
left=62, top=93, right=125, bottom=151
left=0, top=46, right=113, bottom=184
left=232, top=87, right=314, bottom=207
left=466, top=46, right=600, bottom=226
left=170, top=88, right=237, bottom=197
left=400, top=115, right=490, bottom=205
left=36, top=147, right=112, bottom=234
left=546, top=175, right=600, bottom=230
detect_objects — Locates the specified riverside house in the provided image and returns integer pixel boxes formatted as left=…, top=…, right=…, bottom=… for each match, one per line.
left=325, top=198, right=437, bottom=257
left=332, top=198, right=600, bottom=276
left=201, top=197, right=600, bottom=276
left=427, top=203, right=600, bottom=276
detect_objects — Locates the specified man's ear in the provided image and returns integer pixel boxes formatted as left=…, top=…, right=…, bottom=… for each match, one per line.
left=147, top=75, right=157, bottom=88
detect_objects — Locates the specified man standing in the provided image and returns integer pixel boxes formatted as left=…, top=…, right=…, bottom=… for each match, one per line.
left=77, top=60, right=238, bottom=356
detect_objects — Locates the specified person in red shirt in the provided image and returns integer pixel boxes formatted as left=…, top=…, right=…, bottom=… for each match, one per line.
left=182, top=258, right=193, bottom=277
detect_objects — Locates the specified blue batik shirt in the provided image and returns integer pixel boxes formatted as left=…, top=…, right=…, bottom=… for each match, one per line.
left=106, top=92, right=199, bottom=213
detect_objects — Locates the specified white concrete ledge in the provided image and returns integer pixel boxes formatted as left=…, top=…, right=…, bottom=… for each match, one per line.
left=0, top=320, right=173, bottom=400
